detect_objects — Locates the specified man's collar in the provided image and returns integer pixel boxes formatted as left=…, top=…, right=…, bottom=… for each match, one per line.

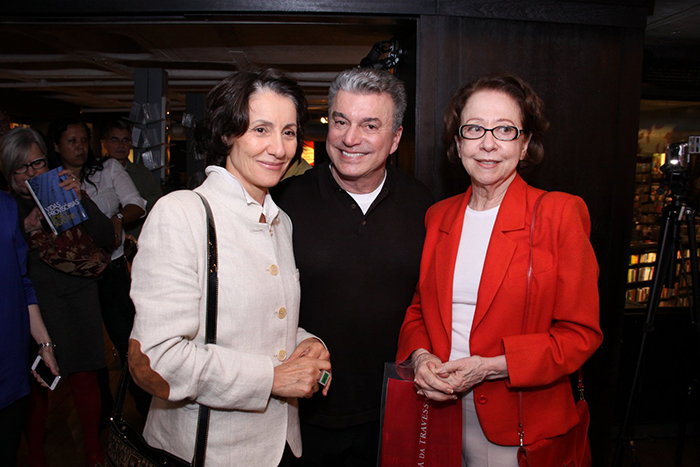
left=317, top=161, right=401, bottom=202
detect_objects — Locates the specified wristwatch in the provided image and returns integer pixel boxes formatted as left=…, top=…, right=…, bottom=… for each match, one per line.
left=115, top=212, right=124, bottom=221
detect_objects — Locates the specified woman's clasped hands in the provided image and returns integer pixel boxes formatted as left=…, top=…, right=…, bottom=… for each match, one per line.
left=411, top=349, right=508, bottom=401
left=272, top=337, right=332, bottom=399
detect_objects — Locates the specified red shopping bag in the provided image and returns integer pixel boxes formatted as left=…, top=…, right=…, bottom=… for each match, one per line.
left=379, top=364, right=462, bottom=467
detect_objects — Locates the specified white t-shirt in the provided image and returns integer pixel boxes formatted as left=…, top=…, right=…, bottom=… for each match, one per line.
left=338, top=165, right=387, bottom=214
left=449, top=204, right=500, bottom=362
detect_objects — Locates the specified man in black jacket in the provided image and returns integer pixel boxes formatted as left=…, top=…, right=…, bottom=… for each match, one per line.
left=274, top=67, right=433, bottom=467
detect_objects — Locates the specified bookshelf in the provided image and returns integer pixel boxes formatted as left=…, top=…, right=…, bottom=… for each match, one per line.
left=626, top=244, right=698, bottom=308
left=630, top=153, right=664, bottom=244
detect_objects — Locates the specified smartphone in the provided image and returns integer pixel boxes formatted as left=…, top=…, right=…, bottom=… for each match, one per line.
left=31, top=355, right=61, bottom=390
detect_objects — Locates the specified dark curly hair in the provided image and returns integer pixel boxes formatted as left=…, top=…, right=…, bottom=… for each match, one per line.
left=196, top=68, right=309, bottom=168
left=46, top=115, right=103, bottom=185
left=442, top=73, right=549, bottom=171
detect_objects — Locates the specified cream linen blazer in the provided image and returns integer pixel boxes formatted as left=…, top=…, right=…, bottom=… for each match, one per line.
left=129, top=170, right=315, bottom=466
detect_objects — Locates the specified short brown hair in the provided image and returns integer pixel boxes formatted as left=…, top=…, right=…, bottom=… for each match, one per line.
left=442, top=73, right=549, bottom=170
left=196, top=68, right=309, bottom=168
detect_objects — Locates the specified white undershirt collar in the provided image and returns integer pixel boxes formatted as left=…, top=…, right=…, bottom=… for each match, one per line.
left=205, top=165, right=279, bottom=221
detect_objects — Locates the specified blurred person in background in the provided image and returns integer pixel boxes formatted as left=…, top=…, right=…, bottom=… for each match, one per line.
left=101, top=119, right=162, bottom=240
left=47, top=116, right=150, bottom=417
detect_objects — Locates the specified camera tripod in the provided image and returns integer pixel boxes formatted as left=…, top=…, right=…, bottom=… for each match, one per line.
left=613, top=184, right=700, bottom=466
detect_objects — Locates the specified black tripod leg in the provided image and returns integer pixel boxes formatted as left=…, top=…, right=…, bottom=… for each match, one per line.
left=614, top=204, right=678, bottom=466
left=684, top=208, right=699, bottom=325
left=675, top=208, right=700, bottom=466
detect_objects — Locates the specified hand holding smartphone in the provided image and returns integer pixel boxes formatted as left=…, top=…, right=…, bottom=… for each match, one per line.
left=31, top=355, right=61, bottom=390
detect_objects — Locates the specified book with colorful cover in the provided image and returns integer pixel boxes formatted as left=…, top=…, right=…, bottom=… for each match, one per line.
left=25, top=166, right=89, bottom=235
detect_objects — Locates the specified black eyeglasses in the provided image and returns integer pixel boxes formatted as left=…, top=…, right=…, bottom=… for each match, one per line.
left=14, top=157, right=47, bottom=175
left=108, top=137, right=132, bottom=145
left=459, top=124, right=524, bottom=141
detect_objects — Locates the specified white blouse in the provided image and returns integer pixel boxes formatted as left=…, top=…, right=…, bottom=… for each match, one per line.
left=83, top=157, right=146, bottom=260
left=449, top=204, right=500, bottom=362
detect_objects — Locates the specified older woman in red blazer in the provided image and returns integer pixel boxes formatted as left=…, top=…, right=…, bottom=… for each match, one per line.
left=396, top=74, right=603, bottom=466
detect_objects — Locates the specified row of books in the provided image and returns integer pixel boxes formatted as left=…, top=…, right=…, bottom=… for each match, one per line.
left=627, top=266, right=655, bottom=283
left=626, top=286, right=685, bottom=304
left=629, top=252, right=657, bottom=265
left=627, top=262, right=695, bottom=284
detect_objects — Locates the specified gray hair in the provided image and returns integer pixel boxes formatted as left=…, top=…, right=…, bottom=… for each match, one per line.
left=327, top=68, right=407, bottom=132
left=1, top=127, right=47, bottom=193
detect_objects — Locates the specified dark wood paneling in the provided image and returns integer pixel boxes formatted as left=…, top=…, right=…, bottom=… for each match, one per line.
left=2, top=0, right=437, bottom=17
left=392, top=20, right=419, bottom=177
left=413, top=15, right=460, bottom=194
left=413, top=15, right=467, bottom=198
left=593, top=24, right=645, bottom=458
left=438, top=0, right=648, bottom=28
left=4, top=0, right=646, bottom=28
left=419, top=17, right=644, bottom=200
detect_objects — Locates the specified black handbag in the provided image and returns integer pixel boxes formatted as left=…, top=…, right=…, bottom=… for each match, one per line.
left=106, top=192, right=218, bottom=467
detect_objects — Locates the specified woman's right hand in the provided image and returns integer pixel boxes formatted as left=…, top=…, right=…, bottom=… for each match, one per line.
left=412, top=349, right=457, bottom=402
left=271, top=356, right=331, bottom=399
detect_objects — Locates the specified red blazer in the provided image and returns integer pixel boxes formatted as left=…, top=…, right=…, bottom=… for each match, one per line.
left=397, top=174, right=603, bottom=445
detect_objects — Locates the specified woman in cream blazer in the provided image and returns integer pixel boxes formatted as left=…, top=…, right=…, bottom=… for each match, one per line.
left=129, top=69, right=331, bottom=466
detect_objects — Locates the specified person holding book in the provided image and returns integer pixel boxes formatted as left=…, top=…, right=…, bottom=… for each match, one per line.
left=1, top=127, right=114, bottom=467
left=396, top=74, right=603, bottom=466
left=47, top=116, right=148, bottom=395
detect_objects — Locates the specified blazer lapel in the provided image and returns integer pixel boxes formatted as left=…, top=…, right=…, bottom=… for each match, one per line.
left=435, top=189, right=471, bottom=344
left=471, top=175, right=528, bottom=332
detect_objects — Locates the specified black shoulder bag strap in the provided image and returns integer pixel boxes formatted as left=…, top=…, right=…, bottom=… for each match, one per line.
left=192, top=192, right=218, bottom=466
left=114, top=192, right=218, bottom=466
left=517, top=191, right=548, bottom=450
left=516, top=192, right=586, bottom=452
